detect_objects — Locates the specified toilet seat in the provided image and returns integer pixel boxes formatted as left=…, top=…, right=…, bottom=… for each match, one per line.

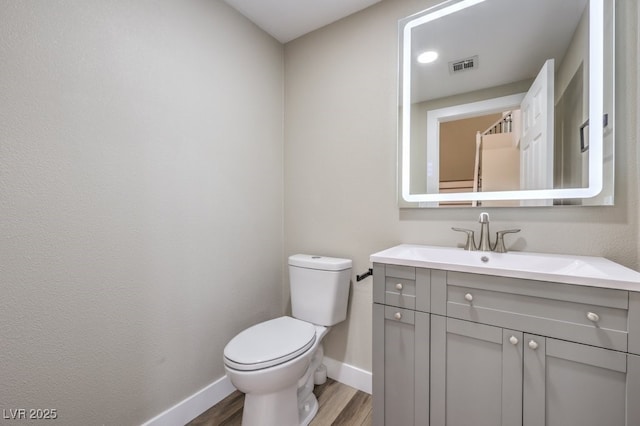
left=224, top=316, right=316, bottom=371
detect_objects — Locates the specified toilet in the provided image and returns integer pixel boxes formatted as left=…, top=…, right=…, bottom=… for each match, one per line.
left=223, top=254, right=352, bottom=426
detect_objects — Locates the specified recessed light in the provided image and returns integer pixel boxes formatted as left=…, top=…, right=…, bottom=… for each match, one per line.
left=417, top=50, right=438, bottom=64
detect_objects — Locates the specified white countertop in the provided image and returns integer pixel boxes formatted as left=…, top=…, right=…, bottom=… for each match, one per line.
left=370, top=244, right=640, bottom=292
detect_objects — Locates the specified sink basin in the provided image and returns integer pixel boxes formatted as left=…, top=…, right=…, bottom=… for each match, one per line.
left=370, top=244, right=640, bottom=290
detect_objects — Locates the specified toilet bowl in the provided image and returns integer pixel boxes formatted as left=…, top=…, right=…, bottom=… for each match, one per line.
left=222, top=254, right=352, bottom=426
left=224, top=317, right=329, bottom=426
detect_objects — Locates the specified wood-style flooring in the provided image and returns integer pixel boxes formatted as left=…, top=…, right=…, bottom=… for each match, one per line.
left=187, top=378, right=372, bottom=426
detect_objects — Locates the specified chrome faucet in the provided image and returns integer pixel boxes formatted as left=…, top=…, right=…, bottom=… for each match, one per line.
left=452, top=212, right=521, bottom=252
left=477, top=212, right=492, bottom=252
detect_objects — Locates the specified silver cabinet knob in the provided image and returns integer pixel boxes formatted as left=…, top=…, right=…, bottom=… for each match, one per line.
left=464, top=293, right=473, bottom=302
left=394, top=312, right=402, bottom=320
left=509, top=335, right=519, bottom=345
left=528, top=340, right=539, bottom=350
left=587, top=312, right=600, bottom=323
left=395, top=283, right=403, bottom=291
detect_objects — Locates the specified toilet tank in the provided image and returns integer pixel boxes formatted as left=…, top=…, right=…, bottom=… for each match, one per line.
left=288, top=254, right=352, bottom=326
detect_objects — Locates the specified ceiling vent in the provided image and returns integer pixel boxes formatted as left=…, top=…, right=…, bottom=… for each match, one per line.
left=449, top=55, right=479, bottom=74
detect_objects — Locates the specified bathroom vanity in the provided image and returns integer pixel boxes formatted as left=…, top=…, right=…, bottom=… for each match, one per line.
left=371, top=245, right=640, bottom=426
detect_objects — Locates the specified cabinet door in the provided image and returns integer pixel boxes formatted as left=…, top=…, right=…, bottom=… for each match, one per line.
left=430, top=316, right=522, bottom=426
left=523, top=334, right=637, bottom=426
left=372, top=304, right=429, bottom=426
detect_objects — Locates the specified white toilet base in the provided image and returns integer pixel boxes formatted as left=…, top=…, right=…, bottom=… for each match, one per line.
left=243, top=383, right=298, bottom=426
left=299, top=392, right=319, bottom=426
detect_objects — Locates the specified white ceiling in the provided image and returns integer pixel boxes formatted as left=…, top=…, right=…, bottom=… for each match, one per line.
left=223, top=0, right=382, bottom=43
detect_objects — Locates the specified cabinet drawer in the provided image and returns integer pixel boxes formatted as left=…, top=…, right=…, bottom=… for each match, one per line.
left=384, top=305, right=415, bottom=325
left=385, top=276, right=416, bottom=310
left=373, top=263, right=431, bottom=312
left=385, top=264, right=415, bottom=280
left=446, top=272, right=629, bottom=352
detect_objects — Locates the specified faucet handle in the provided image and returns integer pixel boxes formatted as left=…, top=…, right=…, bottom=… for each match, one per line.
left=452, top=227, right=477, bottom=251
left=493, top=229, right=521, bottom=253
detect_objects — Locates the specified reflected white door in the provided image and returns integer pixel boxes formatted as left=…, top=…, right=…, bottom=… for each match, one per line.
left=520, top=59, right=554, bottom=205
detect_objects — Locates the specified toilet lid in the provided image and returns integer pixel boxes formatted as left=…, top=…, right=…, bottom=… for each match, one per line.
left=224, top=316, right=316, bottom=371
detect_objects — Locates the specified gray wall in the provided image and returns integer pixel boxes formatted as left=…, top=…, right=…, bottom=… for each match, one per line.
left=284, top=0, right=639, bottom=372
left=0, top=1, right=284, bottom=424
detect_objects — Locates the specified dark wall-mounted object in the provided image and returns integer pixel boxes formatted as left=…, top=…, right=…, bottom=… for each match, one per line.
left=580, top=113, right=609, bottom=153
left=356, top=268, right=373, bottom=282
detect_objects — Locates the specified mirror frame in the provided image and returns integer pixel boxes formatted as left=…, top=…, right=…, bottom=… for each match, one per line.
left=400, top=0, right=607, bottom=204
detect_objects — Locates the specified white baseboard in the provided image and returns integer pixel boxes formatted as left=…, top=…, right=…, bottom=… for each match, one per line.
left=323, top=357, right=372, bottom=395
left=140, top=358, right=371, bottom=425
left=141, top=375, right=236, bottom=426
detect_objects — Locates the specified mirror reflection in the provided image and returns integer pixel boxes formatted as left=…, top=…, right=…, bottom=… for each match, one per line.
left=399, top=0, right=614, bottom=207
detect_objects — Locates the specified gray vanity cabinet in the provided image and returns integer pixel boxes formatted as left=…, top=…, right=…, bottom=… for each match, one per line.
left=430, top=315, right=522, bottom=426
left=429, top=317, right=640, bottom=426
left=523, top=335, right=640, bottom=426
left=372, top=304, right=429, bottom=426
left=372, top=263, right=430, bottom=426
left=432, top=270, right=640, bottom=426
left=373, top=261, right=640, bottom=426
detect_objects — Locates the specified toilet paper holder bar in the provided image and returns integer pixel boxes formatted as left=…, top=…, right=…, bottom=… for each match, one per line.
left=356, top=268, right=373, bottom=282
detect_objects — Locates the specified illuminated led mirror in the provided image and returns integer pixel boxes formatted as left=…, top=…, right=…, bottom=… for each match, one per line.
left=399, top=0, right=614, bottom=207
